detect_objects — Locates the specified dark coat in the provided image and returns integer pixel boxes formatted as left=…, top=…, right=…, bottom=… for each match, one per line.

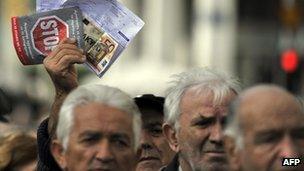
left=37, top=118, right=62, bottom=171
left=162, top=155, right=179, bottom=171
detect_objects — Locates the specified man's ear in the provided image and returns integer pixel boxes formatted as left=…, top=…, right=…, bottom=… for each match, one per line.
left=51, top=139, right=67, bottom=169
left=162, top=123, right=179, bottom=152
left=224, top=135, right=241, bottom=171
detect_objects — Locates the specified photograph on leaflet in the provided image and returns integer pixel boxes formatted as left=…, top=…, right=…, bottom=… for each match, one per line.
left=83, top=17, right=118, bottom=74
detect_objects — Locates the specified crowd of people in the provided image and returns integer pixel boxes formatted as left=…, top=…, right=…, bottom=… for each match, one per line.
left=0, top=38, right=304, bottom=171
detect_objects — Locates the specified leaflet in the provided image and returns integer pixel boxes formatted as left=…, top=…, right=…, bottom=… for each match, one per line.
left=11, top=7, right=84, bottom=65
left=36, top=0, right=66, bottom=12
left=36, top=0, right=145, bottom=77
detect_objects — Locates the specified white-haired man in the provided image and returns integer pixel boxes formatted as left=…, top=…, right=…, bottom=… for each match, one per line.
left=162, top=68, right=240, bottom=171
left=51, top=84, right=142, bottom=171
left=37, top=38, right=173, bottom=170
left=224, top=85, right=304, bottom=171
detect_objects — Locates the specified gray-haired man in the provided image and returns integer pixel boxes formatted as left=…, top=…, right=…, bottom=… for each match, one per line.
left=51, top=84, right=142, bottom=171
left=162, top=68, right=240, bottom=171
left=224, top=85, right=304, bottom=171
left=37, top=38, right=141, bottom=171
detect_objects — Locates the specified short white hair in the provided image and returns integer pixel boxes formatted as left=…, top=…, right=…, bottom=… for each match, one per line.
left=56, top=84, right=141, bottom=151
left=164, top=67, right=241, bottom=129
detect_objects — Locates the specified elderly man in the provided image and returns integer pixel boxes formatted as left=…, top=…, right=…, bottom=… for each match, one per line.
left=224, top=85, right=304, bottom=171
left=51, top=84, right=141, bottom=171
left=37, top=38, right=174, bottom=170
left=162, top=68, right=240, bottom=171
left=135, top=94, right=175, bottom=171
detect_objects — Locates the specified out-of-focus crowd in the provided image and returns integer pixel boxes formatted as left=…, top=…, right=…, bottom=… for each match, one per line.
left=0, top=38, right=303, bottom=171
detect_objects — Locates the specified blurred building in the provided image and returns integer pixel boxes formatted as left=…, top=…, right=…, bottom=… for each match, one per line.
left=0, top=0, right=303, bottom=127
left=237, top=0, right=304, bottom=94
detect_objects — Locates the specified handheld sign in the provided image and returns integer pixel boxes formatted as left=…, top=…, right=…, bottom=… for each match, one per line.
left=11, top=7, right=84, bottom=65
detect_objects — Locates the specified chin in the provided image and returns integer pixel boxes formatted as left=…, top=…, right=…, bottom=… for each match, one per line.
left=193, top=161, right=228, bottom=171
left=136, top=161, right=162, bottom=171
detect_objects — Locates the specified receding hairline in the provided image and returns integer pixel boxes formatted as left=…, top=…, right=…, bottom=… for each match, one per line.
left=240, top=84, right=291, bottom=99
left=181, top=85, right=238, bottom=106
left=238, top=84, right=301, bottom=109
left=235, top=84, right=303, bottom=128
left=73, top=101, right=135, bottom=116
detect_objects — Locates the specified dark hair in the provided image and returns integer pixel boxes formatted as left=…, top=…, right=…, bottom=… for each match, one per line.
left=134, top=94, right=164, bottom=114
left=0, top=88, right=12, bottom=122
left=0, top=132, right=37, bottom=170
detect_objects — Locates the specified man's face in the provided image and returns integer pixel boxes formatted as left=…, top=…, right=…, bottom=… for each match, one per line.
left=136, top=108, right=175, bottom=171
left=62, top=102, right=136, bottom=171
left=239, top=95, right=304, bottom=171
left=177, top=89, right=235, bottom=171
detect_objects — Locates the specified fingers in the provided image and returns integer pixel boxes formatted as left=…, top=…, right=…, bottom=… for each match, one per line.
left=59, top=37, right=77, bottom=45
left=44, top=38, right=85, bottom=63
left=49, top=43, right=82, bottom=60
left=47, top=38, right=82, bottom=60
left=59, top=54, right=86, bottom=67
left=52, top=48, right=84, bottom=62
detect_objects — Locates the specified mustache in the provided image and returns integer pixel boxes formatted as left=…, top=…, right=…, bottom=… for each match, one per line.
left=88, top=159, right=116, bottom=170
left=201, top=141, right=225, bottom=153
left=136, top=146, right=161, bottom=162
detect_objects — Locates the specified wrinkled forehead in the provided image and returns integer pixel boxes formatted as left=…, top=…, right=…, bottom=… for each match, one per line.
left=178, top=88, right=236, bottom=123
left=238, top=99, right=304, bottom=133
left=72, top=102, right=134, bottom=135
left=181, top=86, right=237, bottom=108
left=140, top=108, right=164, bottom=125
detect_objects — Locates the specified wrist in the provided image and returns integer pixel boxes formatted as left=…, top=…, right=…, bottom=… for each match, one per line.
left=54, top=84, right=77, bottom=97
left=55, top=88, right=71, bottom=99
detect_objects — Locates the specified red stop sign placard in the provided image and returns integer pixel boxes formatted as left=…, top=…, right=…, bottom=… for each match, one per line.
left=31, top=15, right=69, bottom=55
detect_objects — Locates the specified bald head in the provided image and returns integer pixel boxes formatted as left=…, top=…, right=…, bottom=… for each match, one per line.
left=237, top=85, right=303, bottom=131
left=224, top=84, right=304, bottom=171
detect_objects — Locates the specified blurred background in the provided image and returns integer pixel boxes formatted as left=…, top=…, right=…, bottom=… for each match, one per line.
left=0, top=0, right=304, bottom=132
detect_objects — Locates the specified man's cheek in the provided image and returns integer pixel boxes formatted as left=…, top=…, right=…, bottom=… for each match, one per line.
left=119, top=150, right=136, bottom=168
left=247, top=150, right=271, bottom=171
left=153, top=137, right=167, bottom=150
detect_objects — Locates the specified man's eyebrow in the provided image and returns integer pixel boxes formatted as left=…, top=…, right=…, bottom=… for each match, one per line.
left=291, top=126, right=304, bottom=134
left=144, top=122, right=162, bottom=128
left=190, top=115, right=215, bottom=124
left=111, top=133, right=130, bottom=140
left=292, top=126, right=304, bottom=130
left=255, top=129, right=283, bottom=137
left=78, top=131, right=101, bottom=140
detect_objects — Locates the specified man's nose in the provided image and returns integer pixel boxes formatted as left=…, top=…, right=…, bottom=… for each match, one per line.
left=96, top=140, right=114, bottom=162
left=139, top=130, right=153, bottom=150
left=278, top=135, right=299, bottom=158
left=209, top=122, right=224, bottom=145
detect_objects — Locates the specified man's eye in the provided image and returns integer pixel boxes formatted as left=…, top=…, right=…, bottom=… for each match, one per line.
left=221, top=118, right=227, bottom=127
left=255, top=134, right=280, bottom=144
left=195, top=119, right=213, bottom=128
left=150, top=128, right=163, bottom=137
left=81, top=136, right=99, bottom=144
left=113, top=139, right=129, bottom=148
left=292, top=129, right=304, bottom=140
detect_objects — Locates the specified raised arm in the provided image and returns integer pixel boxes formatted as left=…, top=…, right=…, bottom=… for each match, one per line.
left=43, top=38, right=86, bottom=136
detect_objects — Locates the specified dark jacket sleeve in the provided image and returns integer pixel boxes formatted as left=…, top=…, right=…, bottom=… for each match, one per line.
left=162, top=155, right=179, bottom=171
left=37, top=118, right=62, bottom=171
